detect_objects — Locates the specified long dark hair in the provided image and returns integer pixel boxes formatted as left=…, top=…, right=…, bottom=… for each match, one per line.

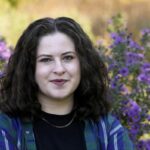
left=0, top=17, right=110, bottom=121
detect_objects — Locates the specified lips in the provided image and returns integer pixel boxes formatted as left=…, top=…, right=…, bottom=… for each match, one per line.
left=50, top=79, right=68, bottom=86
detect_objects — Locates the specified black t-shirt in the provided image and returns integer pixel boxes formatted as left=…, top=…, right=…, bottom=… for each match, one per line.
left=33, top=111, right=86, bottom=150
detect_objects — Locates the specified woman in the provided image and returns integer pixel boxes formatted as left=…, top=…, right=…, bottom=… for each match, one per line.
left=0, top=17, right=134, bottom=150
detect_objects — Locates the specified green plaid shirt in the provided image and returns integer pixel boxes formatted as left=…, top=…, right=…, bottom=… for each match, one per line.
left=0, top=113, right=134, bottom=150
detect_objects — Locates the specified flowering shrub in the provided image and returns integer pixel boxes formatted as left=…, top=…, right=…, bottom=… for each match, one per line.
left=98, top=14, right=150, bottom=149
left=0, top=35, right=12, bottom=78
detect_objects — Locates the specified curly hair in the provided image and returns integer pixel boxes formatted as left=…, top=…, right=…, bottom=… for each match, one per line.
left=0, top=17, right=110, bottom=121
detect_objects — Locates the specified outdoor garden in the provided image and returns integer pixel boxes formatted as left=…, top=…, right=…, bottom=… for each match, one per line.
left=0, top=0, right=150, bottom=149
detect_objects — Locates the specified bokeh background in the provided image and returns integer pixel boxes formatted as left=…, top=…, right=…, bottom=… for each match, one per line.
left=0, top=0, right=150, bottom=45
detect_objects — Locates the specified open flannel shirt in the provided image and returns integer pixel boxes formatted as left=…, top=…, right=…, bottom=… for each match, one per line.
left=0, top=113, right=135, bottom=150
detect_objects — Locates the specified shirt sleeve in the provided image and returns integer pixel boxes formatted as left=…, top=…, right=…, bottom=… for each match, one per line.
left=0, top=113, right=20, bottom=150
left=107, top=115, right=135, bottom=150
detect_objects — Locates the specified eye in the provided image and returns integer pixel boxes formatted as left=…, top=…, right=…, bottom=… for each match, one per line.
left=63, top=55, right=74, bottom=61
left=38, top=57, right=53, bottom=63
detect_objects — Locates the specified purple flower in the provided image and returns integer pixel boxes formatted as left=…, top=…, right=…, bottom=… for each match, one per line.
left=110, top=32, right=126, bottom=47
left=0, top=40, right=11, bottom=61
left=110, top=74, right=123, bottom=89
left=147, top=115, right=150, bottom=121
left=138, top=63, right=150, bottom=85
left=119, top=67, right=129, bottom=76
left=141, top=28, right=150, bottom=36
left=126, top=52, right=144, bottom=66
left=123, top=99, right=141, bottom=122
left=130, top=124, right=139, bottom=135
left=137, top=140, right=145, bottom=150
left=145, top=140, right=150, bottom=150
left=128, top=39, right=142, bottom=50
left=0, top=41, right=6, bottom=52
left=114, top=75, right=121, bottom=80
left=108, top=63, right=118, bottom=71
left=137, top=140, right=150, bottom=150
left=110, top=80, right=118, bottom=89
left=110, top=32, right=118, bottom=39
left=137, top=74, right=147, bottom=82
left=142, top=64, right=150, bottom=75
left=143, top=63, right=150, bottom=68
left=114, top=36, right=124, bottom=45
left=1, top=50, right=11, bottom=60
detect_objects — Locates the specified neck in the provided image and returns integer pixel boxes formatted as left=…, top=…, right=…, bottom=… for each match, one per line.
left=38, top=95, right=74, bottom=115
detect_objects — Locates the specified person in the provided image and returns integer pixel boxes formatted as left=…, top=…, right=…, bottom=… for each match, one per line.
left=0, top=17, right=134, bottom=150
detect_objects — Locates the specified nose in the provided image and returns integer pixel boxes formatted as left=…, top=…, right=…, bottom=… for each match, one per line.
left=53, top=60, right=65, bottom=75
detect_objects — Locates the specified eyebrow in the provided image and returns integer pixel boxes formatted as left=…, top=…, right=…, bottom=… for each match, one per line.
left=62, top=51, right=76, bottom=56
left=36, top=51, right=76, bottom=58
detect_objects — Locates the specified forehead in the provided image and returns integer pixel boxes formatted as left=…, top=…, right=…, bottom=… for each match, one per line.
left=37, top=32, right=76, bottom=55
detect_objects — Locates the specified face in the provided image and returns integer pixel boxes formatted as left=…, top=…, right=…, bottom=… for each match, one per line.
left=35, top=32, right=81, bottom=104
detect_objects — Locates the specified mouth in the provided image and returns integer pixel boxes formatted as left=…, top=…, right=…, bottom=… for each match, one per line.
left=50, top=79, right=68, bottom=86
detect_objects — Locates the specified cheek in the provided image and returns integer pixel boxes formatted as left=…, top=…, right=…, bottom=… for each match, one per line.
left=71, top=63, right=81, bottom=82
left=67, top=62, right=80, bottom=76
left=35, top=66, right=48, bottom=83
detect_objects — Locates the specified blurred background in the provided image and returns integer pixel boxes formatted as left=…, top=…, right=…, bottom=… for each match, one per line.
left=0, top=0, right=150, bottom=147
left=0, top=0, right=150, bottom=46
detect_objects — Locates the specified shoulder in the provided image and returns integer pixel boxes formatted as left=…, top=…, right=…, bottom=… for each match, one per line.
left=98, top=114, right=130, bottom=137
left=0, top=112, right=19, bottom=126
left=99, top=114, right=123, bottom=133
left=0, top=113, right=26, bottom=149
left=97, top=114, right=135, bottom=149
left=0, top=112, right=22, bottom=137
left=97, top=114, right=124, bottom=138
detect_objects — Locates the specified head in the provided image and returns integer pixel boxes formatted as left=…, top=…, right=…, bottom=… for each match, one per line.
left=0, top=17, right=110, bottom=121
left=35, top=32, right=81, bottom=114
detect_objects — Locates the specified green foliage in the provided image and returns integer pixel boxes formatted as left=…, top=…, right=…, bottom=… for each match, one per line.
left=6, top=0, right=19, bottom=7
left=107, top=13, right=126, bottom=33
